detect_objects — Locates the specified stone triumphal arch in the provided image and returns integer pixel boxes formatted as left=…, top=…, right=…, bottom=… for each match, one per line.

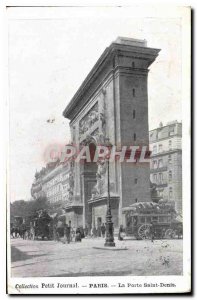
left=63, top=37, right=160, bottom=229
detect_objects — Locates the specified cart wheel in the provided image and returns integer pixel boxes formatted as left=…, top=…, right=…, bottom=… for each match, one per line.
left=138, top=224, right=151, bottom=240
left=165, top=229, right=176, bottom=239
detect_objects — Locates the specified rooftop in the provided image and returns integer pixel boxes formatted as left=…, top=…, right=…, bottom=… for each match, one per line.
left=63, top=37, right=160, bottom=120
left=114, top=37, right=147, bottom=47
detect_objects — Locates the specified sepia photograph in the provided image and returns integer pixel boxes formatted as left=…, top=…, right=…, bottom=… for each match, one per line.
left=5, top=2, right=191, bottom=294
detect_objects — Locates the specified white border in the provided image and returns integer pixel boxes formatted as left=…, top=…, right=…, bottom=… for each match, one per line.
left=2, top=1, right=191, bottom=295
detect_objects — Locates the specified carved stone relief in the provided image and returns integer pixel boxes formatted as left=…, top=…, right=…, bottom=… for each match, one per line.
left=99, top=88, right=107, bottom=138
left=77, top=90, right=110, bottom=200
left=91, top=160, right=107, bottom=198
left=68, top=161, right=75, bottom=200
left=79, top=103, right=99, bottom=138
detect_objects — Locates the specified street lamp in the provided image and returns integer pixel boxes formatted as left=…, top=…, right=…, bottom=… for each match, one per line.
left=104, top=138, right=115, bottom=247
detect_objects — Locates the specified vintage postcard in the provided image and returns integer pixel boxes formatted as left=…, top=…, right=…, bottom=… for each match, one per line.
left=6, top=2, right=191, bottom=294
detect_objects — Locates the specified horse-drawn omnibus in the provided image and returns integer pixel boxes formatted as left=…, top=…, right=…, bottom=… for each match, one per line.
left=123, top=201, right=182, bottom=240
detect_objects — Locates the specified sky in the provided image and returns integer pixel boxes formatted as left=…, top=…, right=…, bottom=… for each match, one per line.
left=8, top=6, right=182, bottom=201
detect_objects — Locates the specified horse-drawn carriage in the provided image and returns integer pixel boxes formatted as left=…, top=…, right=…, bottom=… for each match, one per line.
left=26, top=210, right=52, bottom=240
left=123, top=201, right=183, bottom=240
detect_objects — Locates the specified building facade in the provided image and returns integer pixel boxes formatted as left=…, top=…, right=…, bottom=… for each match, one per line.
left=31, top=161, right=70, bottom=204
left=31, top=160, right=83, bottom=227
left=149, top=121, right=182, bottom=213
left=62, top=37, right=160, bottom=229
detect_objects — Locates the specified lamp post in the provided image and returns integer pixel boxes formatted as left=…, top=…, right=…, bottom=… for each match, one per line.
left=104, top=138, right=115, bottom=247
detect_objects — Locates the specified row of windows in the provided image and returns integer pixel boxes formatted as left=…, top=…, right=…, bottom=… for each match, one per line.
left=152, top=155, right=172, bottom=169
left=153, top=173, right=164, bottom=183
left=63, top=183, right=70, bottom=190
left=45, top=177, right=61, bottom=188
left=157, top=187, right=173, bottom=199
left=152, top=140, right=173, bottom=154
left=153, top=171, right=173, bottom=182
left=47, top=184, right=61, bottom=197
left=51, top=194, right=62, bottom=203
left=62, top=173, right=70, bottom=181
left=63, top=194, right=70, bottom=202
left=152, top=159, right=163, bottom=169
left=150, top=126, right=176, bottom=140
left=44, top=172, right=70, bottom=189
left=135, top=186, right=173, bottom=203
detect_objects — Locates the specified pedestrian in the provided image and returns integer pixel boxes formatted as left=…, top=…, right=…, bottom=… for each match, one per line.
left=20, top=222, right=26, bottom=240
left=10, top=226, right=15, bottom=238
left=101, top=223, right=106, bottom=238
left=88, top=224, right=91, bottom=236
left=118, top=225, right=124, bottom=241
left=75, top=227, right=81, bottom=242
left=53, top=223, right=58, bottom=241
left=97, top=225, right=101, bottom=237
left=68, top=221, right=72, bottom=241
left=56, top=219, right=64, bottom=239
left=14, top=227, right=19, bottom=238
left=30, top=222, right=35, bottom=240
left=150, top=222, right=154, bottom=242
left=64, top=223, right=71, bottom=244
left=93, top=227, right=97, bottom=238
left=84, top=225, right=88, bottom=237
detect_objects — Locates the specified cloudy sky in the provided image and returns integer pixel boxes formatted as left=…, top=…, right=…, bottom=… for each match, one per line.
left=8, top=6, right=182, bottom=201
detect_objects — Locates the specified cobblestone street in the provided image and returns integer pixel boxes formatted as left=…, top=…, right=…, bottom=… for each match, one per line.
left=10, top=237, right=183, bottom=277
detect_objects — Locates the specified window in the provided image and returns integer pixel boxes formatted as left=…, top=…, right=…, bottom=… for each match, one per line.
left=169, top=187, right=173, bottom=199
left=159, top=216, right=165, bottom=223
left=153, top=145, right=157, bottom=154
left=146, top=217, right=151, bottom=223
left=134, top=133, right=136, bottom=141
left=153, top=160, right=157, bottom=169
left=153, top=174, right=157, bottom=183
left=169, top=171, right=172, bottom=181
left=159, top=144, right=163, bottom=153
left=152, top=216, right=158, bottom=223
left=158, top=159, right=163, bottom=168
left=133, top=110, right=136, bottom=119
left=135, top=178, right=138, bottom=184
left=168, top=154, right=172, bottom=163
left=169, top=126, right=175, bottom=136
left=169, top=140, right=172, bottom=150
left=132, top=88, right=135, bottom=97
left=158, top=173, right=163, bottom=183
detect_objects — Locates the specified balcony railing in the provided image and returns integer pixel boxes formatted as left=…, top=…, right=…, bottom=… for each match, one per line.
left=150, top=148, right=182, bottom=157
left=154, top=180, right=168, bottom=187
left=150, top=166, right=168, bottom=173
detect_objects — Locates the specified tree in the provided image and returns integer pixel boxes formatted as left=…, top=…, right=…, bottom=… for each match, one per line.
left=10, top=196, right=49, bottom=219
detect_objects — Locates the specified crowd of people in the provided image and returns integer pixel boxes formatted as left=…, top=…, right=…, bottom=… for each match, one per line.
left=10, top=219, right=110, bottom=243
left=54, top=222, right=107, bottom=243
left=11, top=211, right=126, bottom=243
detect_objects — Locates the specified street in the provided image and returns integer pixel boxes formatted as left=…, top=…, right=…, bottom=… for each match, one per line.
left=10, top=237, right=183, bottom=277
